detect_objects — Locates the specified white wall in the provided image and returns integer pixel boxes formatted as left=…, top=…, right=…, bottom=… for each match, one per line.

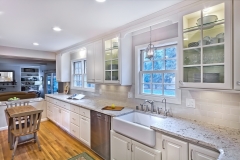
left=0, top=46, right=56, bottom=60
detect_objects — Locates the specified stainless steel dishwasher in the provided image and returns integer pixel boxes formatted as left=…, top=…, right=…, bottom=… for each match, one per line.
left=91, top=110, right=111, bottom=160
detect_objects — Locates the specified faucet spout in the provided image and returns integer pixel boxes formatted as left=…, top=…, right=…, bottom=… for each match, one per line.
left=162, top=98, right=168, bottom=116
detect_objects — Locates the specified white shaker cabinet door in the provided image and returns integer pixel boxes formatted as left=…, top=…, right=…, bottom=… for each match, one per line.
left=162, top=135, right=188, bottom=160
left=132, top=140, right=161, bottom=160
left=94, top=40, right=103, bottom=83
left=111, top=131, right=131, bottom=160
left=53, top=105, right=61, bottom=125
left=61, top=108, right=70, bottom=132
left=79, top=116, right=90, bottom=147
left=189, top=144, right=219, bottom=160
left=86, top=43, right=95, bottom=83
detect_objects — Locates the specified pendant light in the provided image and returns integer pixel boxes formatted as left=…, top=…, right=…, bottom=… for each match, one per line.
left=145, top=26, right=155, bottom=60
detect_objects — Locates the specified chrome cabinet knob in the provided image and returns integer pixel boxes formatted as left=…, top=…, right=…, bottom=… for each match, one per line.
left=179, top=80, right=183, bottom=85
left=237, top=81, right=240, bottom=86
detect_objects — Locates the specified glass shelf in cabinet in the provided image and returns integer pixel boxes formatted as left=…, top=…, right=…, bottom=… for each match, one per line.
left=183, top=19, right=225, bottom=33
left=183, top=66, right=201, bottom=83
left=183, top=30, right=201, bottom=49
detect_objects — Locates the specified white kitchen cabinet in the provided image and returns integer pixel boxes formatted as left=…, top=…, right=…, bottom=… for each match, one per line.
left=86, top=40, right=103, bottom=83
left=61, top=108, right=70, bottom=132
left=111, top=131, right=161, bottom=160
left=103, top=34, right=132, bottom=85
left=189, top=144, right=219, bottom=160
left=132, top=140, right=161, bottom=160
left=53, top=105, right=61, bottom=126
left=79, top=116, right=90, bottom=146
left=234, top=0, right=240, bottom=90
left=162, top=135, right=188, bottom=160
left=179, top=0, right=232, bottom=89
left=111, top=130, right=131, bottom=160
left=56, top=53, right=70, bottom=82
left=70, top=123, right=80, bottom=139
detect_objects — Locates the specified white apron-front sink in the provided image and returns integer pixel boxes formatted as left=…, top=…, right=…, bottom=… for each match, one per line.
left=112, top=111, right=165, bottom=147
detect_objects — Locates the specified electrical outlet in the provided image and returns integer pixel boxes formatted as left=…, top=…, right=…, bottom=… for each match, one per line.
left=186, top=98, right=195, bottom=108
left=128, top=92, right=133, bottom=98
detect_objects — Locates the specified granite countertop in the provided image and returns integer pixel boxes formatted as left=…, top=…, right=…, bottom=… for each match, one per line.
left=45, top=94, right=134, bottom=117
left=0, top=97, right=44, bottom=106
left=150, top=117, right=240, bottom=160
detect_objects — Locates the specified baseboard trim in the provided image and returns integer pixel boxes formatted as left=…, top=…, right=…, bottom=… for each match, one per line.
left=0, top=118, right=48, bottom=131
left=41, top=118, right=48, bottom=122
left=0, top=126, right=8, bottom=131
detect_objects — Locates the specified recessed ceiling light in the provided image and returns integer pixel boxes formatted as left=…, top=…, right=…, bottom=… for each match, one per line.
left=96, top=0, right=106, bottom=2
left=33, top=42, right=39, bottom=46
left=53, top=27, right=62, bottom=32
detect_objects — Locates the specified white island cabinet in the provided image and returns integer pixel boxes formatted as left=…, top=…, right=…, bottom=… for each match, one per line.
left=56, top=53, right=70, bottom=82
left=179, top=0, right=232, bottom=89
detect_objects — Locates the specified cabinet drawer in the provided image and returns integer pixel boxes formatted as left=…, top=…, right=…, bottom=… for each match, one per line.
left=70, top=111, right=80, bottom=126
left=70, top=104, right=80, bottom=114
left=61, top=101, right=70, bottom=110
left=53, top=99, right=61, bottom=106
left=47, top=102, right=53, bottom=112
left=80, top=108, right=90, bottom=118
left=46, top=97, right=54, bottom=104
left=70, top=123, right=80, bottom=139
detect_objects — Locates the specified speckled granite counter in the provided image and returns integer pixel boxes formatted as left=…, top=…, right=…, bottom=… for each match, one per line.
left=45, top=94, right=133, bottom=117
left=150, top=117, right=240, bottom=160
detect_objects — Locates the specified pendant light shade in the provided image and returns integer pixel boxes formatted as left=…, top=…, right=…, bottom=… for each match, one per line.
left=145, top=26, right=154, bottom=60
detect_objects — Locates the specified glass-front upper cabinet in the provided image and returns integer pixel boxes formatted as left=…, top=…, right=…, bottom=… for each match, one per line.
left=179, top=0, right=232, bottom=89
left=104, top=37, right=119, bottom=82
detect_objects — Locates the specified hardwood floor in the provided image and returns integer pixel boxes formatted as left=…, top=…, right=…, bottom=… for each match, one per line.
left=0, top=120, right=103, bottom=160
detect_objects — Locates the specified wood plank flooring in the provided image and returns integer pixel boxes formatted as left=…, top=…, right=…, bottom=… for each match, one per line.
left=0, top=120, right=103, bottom=160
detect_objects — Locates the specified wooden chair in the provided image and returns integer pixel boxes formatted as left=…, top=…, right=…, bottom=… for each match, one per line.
left=5, top=100, right=30, bottom=108
left=5, top=100, right=30, bottom=144
left=11, top=110, right=43, bottom=160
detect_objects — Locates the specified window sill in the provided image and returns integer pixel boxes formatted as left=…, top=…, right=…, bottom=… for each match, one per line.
left=135, top=94, right=181, bottom=104
left=70, top=86, right=95, bottom=92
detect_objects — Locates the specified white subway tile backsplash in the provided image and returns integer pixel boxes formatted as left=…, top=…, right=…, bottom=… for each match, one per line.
left=72, top=84, right=240, bottom=130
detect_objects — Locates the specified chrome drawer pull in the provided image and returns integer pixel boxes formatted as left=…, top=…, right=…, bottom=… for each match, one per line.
left=162, top=139, right=165, bottom=149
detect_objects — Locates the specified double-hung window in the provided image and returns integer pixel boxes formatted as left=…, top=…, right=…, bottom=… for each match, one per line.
left=72, top=59, right=95, bottom=91
left=135, top=38, right=181, bottom=104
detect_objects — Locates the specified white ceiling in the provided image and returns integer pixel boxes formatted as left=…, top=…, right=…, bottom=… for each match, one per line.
left=0, top=0, right=184, bottom=52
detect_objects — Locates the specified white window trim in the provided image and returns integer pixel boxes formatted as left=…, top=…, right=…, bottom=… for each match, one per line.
left=135, top=37, right=181, bottom=104
left=70, top=58, right=95, bottom=92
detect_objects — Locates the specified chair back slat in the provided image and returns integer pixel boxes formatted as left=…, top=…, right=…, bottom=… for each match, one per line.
left=29, top=114, right=33, bottom=132
left=36, top=113, right=42, bottom=130
left=23, top=115, right=28, bottom=134
left=5, top=100, right=30, bottom=108
left=13, top=117, right=17, bottom=131
left=18, top=117, right=22, bottom=133
left=11, top=110, right=43, bottom=136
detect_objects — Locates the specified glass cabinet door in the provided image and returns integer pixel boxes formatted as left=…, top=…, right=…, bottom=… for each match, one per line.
left=104, top=37, right=119, bottom=81
left=182, top=3, right=225, bottom=84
